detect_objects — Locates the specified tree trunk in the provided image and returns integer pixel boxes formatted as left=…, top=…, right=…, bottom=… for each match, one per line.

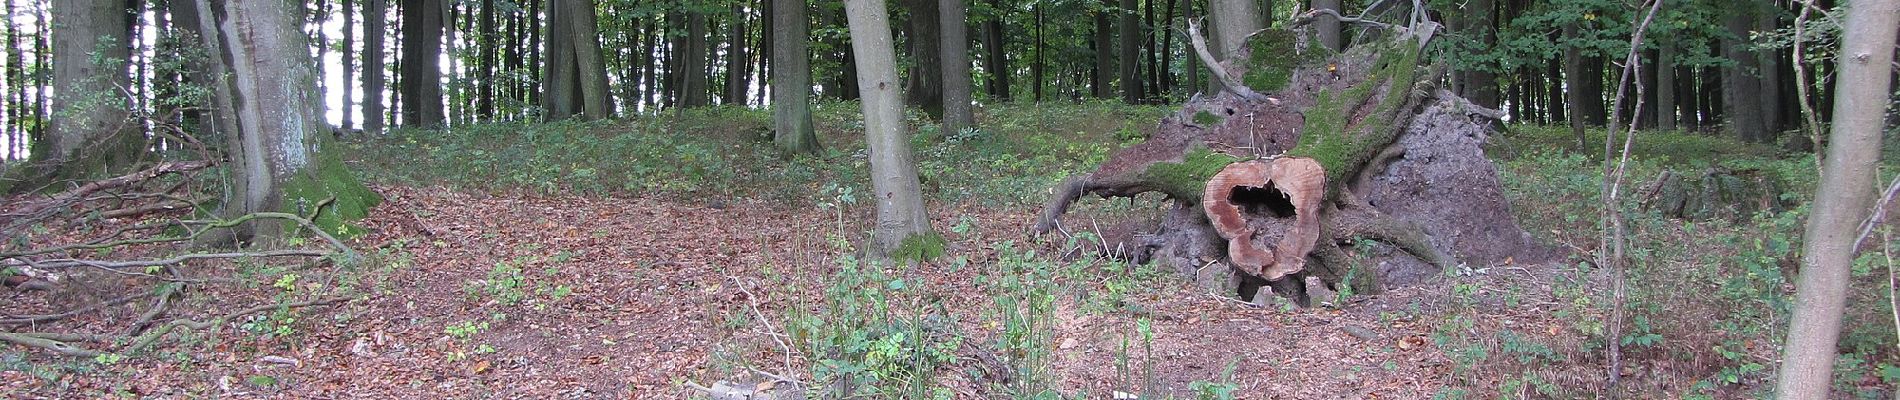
left=682, top=11, right=711, bottom=107
left=1181, top=0, right=1199, bottom=95
left=1119, top=0, right=1141, bottom=103
left=20, top=0, right=138, bottom=190
left=724, top=1, right=751, bottom=105
left=904, top=0, right=946, bottom=117
left=844, top=0, right=937, bottom=257
left=772, top=0, right=818, bottom=155
left=569, top=0, right=613, bottom=119
left=1774, top=1, right=1898, bottom=397
left=1092, top=0, right=1114, bottom=98
left=477, top=0, right=495, bottom=119
left=1032, top=3, right=1044, bottom=101
left=1755, top=8, right=1782, bottom=136
left=1656, top=42, right=1676, bottom=131
left=940, top=0, right=974, bottom=133
left=189, top=0, right=380, bottom=242
left=543, top=0, right=578, bottom=118
left=1464, top=0, right=1498, bottom=109
left=1562, top=23, right=1586, bottom=145
left=1208, top=0, right=1261, bottom=61
left=342, top=0, right=357, bottom=131
left=981, top=0, right=1010, bottom=101
left=1722, top=8, right=1767, bottom=142
left=400, top=0, right=444, bottom=127
left=1311, top=0, right=1341, bottom=51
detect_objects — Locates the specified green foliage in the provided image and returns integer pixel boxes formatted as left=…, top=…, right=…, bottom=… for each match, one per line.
left=787, top=256, right=962, bottom=399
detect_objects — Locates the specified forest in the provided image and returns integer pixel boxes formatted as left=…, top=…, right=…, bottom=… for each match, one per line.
left=1, top=0, right=1898, bottom=398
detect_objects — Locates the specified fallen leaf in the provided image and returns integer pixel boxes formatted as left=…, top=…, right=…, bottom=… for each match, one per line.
left=1397, top=336, right=1427, bottom=351
left=471, top=359, right=491, bottom=374
left=755, top=380, right=777, bottom=392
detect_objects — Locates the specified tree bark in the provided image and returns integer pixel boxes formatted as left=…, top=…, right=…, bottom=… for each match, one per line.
left=343, top=0, right=358, bottom=131
left=189, top=0, right=380, bottom=242
left=1208, top=0, right=1261, bottom=61
left=22, top=0, right=138, bottom=190
left=940, top=0, right=975, bottom=133
left=981, top=0, right=1010, bottom=101
left=399, top=0, right=444, bottom=127
left=904, top=0, right=946, bottom=117
left=1562, top=23, right=1586, bottom=145
left=1119, top=0, right=1142, bottom=103
left=569, top=0, right=613, bottom=119
left=1721, top=7, right=1767, bottom=142
left=1656, top=42, right=1676, bottom=131
left=1774, top=0, right=1898, bottom=397
left=1092, top=0, right=1114, bottom=98
left=1464, top=0, right=1498, bottom=109
left=543, top=0, right=577, bottom=118
left=724, top=1, right=751, bottom=105
left=844, top=0, right=936, bottom=256
left=1310, top=0, right=1341, bottom=51
left=772, top=0, right=818, bottom=154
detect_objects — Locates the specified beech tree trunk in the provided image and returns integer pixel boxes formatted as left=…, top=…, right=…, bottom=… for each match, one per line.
left=1119, top=0, right=1141, bottom=103
left=940, top=0, right=974, bottom=134
left=364, top=0, right=387, bottom=134
left=190, top=0, right=380, bottom=242
left=1311, top=0, right=1341, bottom=51
left=772, top=0, right=818, bottom=154
left=1656, top=42, right=1676, bottom=131
left=844, top=0, right=936, bottom=257
left=20, top=0, right=138, bottom=190
left=1092, top=0, right=1114, bottom=98
left=400, top=0, right=444, bottom=127
left=1722, top=7, right=1767, bottom=142
left=982, top=0, right=1010, bottom=101
left=1207, top=0, right=1261, bottom=61
left=1774, top=0, right=1898, bottom=396
left=904, top=0, right=946, bottom=117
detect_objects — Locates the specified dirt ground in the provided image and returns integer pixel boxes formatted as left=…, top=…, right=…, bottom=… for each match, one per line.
left=2, top=184, right=1615, bottom=399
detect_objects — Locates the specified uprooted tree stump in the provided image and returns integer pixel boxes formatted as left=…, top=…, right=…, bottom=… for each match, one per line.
left=1038, top=21, right=1554, bottom=305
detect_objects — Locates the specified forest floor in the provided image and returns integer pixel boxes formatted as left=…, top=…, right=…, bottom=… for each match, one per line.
left=3, top=104, right=1894, bottom=399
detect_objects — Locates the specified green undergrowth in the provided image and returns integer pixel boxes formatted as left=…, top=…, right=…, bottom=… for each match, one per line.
left=348, top=101, right=1170, bottom=208
left=1468, top=124, right=1899, bottom=398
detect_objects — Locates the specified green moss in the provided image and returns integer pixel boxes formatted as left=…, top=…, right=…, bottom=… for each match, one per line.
left=1193, top=110, right=1223, bottom=126
left=1288, top=39, right=1423, bottom=188
left=891, top=232, right=947, bottom=263
left=1137, top=146, right=1242, bottom=202
left=1242, top=30, right=1302, bottom=93
left=281, top=136, right=381, bottom=239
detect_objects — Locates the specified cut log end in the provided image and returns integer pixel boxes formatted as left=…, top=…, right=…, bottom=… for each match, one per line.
left=1202, top=157, right=1325, bottom=281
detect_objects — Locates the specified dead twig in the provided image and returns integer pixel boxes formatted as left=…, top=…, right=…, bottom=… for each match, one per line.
left=1599, top=0, right=1665, bottom=392
left=1, top=292, right=152, bottom=326
left=727, top=276, right=798, bottom=379
left=0, top=160, right=212, bottom=236
left=123, top=296, right=351, bottom=356
left=1183, top=18, right=1277, bottom=103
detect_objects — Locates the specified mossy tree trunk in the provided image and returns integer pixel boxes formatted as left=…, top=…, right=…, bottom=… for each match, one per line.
left=192, top=0, right=380, bottom=244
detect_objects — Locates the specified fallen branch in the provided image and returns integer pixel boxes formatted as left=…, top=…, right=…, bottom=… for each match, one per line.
left=123, top=296, right=351, bottom=356
left=3, top=212, right=356, bottom=263
left=0, top=331, right=103, bottom=357
left=0, top=160, right=212, bottom=236
left=1, top=292, right=152, bottom=326
left=1184, top=18, right=1275, bottom=103
left=20, top=250, right=332, bottom=270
